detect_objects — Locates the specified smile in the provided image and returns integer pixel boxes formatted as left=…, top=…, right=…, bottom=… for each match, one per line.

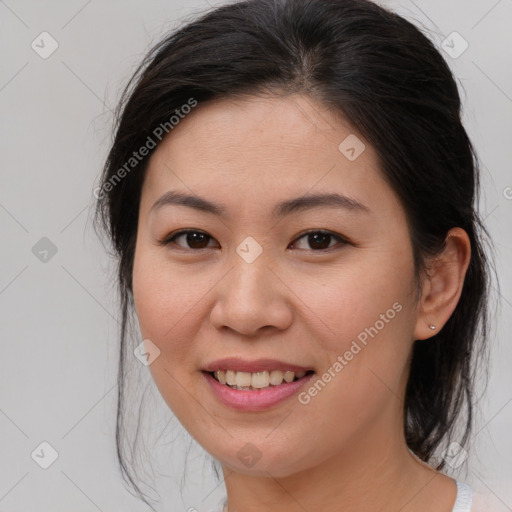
left=210, top=369, right=313, bottom=390
left=203, top=369, right=315, bottom=411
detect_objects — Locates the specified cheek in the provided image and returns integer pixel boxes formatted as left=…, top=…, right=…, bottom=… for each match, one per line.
left=303, top=254, right=416, bottom=353
left=132, top=245, right=219, bottom=367
left=300, top=256, right=417, bottom=411
left=133, top=247, right=185, bottom=356
left=132, top=247, right=213, bottom=430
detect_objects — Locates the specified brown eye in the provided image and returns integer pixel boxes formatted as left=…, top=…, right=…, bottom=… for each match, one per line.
left=307, top=232, right=332, bottom=249
left=163, top=230, right=217, bottom=250
left=185, top=232, right=210, bottom=248
left=291, top=230, right=347, bottom=251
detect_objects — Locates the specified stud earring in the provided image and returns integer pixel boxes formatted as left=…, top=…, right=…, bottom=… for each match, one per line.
left=429, top=324, right=436, bottom=330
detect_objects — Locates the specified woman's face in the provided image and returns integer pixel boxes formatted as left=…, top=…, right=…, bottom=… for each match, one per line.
left=133, top=94, right=422, bottom=477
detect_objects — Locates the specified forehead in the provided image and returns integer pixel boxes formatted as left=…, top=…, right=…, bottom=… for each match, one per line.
left=141, top=94, right=393, bottom=215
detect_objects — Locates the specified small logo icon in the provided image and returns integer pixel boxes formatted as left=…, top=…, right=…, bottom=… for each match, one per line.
left=236, top=236, right=263, bottom=263
left=503, top=186, right=512, bottom=200
left=31, top=441, right=59, bottom=469
left=338, top=134, right=366, bottom=161
left=441, top=32, right=468, bottom=59
left=442, top=441, right=468, bottom=469
left=236, top=442, right=262, bottom=468
left=134, top=339, right=161, bottom=366
left=32, top=237, right=58, bottom=263
left=31, top=31, right=59, bottom=59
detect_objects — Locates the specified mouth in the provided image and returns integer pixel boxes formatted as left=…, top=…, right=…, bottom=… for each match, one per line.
left=207, top=369, right=315, bottom=391
left=201, top=358, right=316, bottom=410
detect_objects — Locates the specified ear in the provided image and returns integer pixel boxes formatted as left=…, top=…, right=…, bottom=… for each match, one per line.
left=414, top=227, right=471, bottom=340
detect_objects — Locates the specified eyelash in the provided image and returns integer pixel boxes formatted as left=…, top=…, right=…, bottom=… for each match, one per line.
left=159, top=229, right=351, bottom=252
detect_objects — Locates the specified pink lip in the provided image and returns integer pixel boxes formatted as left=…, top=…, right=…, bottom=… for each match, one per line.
left=202, top=371, right=315, bottom=412
left=202, top=357, right=312, bottom=373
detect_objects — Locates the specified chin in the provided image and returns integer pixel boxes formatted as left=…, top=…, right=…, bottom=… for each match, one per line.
left=203, top=437, right=314, bottom=478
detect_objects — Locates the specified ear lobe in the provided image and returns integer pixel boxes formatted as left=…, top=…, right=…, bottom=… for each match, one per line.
left=414, top=227, right=471, bottom=340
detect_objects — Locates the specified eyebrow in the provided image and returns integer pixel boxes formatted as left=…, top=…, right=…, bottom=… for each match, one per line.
left=150, top=190, right=371, bottom=217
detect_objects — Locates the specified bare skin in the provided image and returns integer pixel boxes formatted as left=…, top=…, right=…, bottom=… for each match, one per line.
left=132, top=93, right=471, bottom=512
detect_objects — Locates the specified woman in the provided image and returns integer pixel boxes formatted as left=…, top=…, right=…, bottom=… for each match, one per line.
left=95, top=0, right=492, bottom=510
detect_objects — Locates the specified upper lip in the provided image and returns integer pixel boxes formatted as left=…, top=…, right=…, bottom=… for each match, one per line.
left=202, top=357, right=313, bottom=373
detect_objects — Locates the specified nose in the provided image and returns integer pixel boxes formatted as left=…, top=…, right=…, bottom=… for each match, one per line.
left=209, top=254, right=293, bottom=337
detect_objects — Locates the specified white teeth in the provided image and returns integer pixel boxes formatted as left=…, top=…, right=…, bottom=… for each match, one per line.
left=213, top=369, right=310, bottom=389
left=251, top=371, right=269, bottom=388
left=283, top=371, right=295, bottom=383
left=269, top=370, right=284, bottom=385
left=217, top=369, right=227, bottom=384
left=235, top=371, right=252, bottom=388
left=226, top=370, right=236, bottom=386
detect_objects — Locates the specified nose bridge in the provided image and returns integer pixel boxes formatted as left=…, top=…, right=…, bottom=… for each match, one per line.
left=229, top=233, right=275, bottom=298
left=210, top=244, right=292, bottom=335
left=232, top=250, right=272, bottom=298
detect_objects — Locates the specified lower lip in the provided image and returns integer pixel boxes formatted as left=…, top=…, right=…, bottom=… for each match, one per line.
left=203, top=371, right=314, bottom=412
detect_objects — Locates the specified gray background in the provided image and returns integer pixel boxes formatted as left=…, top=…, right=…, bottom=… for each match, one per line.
left=1, top=0, right=511, bottom=510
